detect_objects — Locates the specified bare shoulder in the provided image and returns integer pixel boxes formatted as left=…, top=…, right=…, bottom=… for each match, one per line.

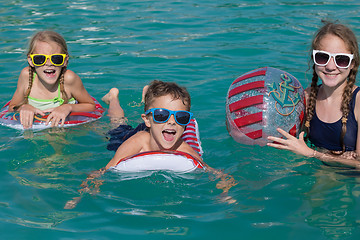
left=122, top=130, right=150, bottom=150
left=63, top=69, right=90, bottom=99
left=9, top=67, right=32, bottom=109
left=63, top=69, right=82, bottom=85
left=20, top=66, right=30, bottom=76
left=16, top=67, right=31, bottom=89
left=19, top=67, right=30, bottom=81
left=354, top=86, right=360, bottom=121
left=132, top=130, right=150, bottom=140
left=354, top=86, right=360, bottom=100
left=107, top=130, right=150, bottom=169
left=354, top=86, right=360, bottom=107
left=132, top=131, right=150, bottom=145
left=177, top=141, right=201, bottom=160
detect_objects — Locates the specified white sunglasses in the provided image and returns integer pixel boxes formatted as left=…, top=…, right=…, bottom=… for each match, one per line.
left=312, top=50, right=354, bottom=68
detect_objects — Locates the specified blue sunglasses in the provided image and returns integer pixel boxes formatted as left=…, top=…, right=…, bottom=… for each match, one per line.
left=145, top=108, right=193, bottom=126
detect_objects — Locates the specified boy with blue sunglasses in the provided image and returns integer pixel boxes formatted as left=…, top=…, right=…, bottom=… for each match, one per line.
left=64, top=80, right=237, bottom=209
left=104, top=81, right=198, bottom=153
left=103, top=80, right=201, bottom=165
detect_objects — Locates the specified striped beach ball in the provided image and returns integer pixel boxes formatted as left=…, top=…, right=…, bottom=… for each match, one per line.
left=226, top=67, right=305, bottom=146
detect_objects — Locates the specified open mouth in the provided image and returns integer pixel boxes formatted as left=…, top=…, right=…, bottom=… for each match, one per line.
left=162, top=129, right=176, bottom=142
left=44, top=69, right=56, bottom=77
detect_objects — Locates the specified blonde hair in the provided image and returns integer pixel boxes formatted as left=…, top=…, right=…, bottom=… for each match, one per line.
left=14, top=31, right=69, bottom=110
left=305, top=21, right=360, bottom=152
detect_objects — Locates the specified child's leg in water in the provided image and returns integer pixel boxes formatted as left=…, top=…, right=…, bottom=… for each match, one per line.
left=102, top=85, right=149, bottom=125
left=141, top=85, right=149, bottom=103
left=102, top=88, right=126, bottom=125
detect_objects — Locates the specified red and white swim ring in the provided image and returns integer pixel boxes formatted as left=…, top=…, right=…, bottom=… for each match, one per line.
left=110, top=118, right=204, bottom=173
left=0, top=97, right=105, bottom=130
left=110, top=150, right=204, bottom=173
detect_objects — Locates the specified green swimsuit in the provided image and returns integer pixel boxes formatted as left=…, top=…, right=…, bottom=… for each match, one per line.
left=27, top=74, right=76, bottom=111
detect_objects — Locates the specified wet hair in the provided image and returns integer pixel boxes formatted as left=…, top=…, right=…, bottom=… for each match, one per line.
left=305, top=20, right=360, bottom=152
left=14, top=31, right=69, bottom=110
left=143, top=80, right=191, bottom=111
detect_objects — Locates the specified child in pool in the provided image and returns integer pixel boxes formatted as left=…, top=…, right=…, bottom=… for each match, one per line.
left=9, top=30, right=96, bottom=129
left=268, top=21, right=360, bottom=168
left=64, top=80, right=237, bottom=209
left=104, top=80, right=202, bottom=167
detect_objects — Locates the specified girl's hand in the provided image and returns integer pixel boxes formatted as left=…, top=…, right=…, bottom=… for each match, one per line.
left=45, top=104, right=72, bottom=127
left=267, top=128, right=314, bottom=157
left=19, top=104, right=45, bottom=129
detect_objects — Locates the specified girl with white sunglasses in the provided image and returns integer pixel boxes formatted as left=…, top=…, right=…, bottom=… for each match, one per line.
left=268, top=21, right=360, bottom=168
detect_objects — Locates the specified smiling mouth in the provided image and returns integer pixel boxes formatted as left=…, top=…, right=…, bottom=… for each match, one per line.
left=324, top=73, right=339, bottom=79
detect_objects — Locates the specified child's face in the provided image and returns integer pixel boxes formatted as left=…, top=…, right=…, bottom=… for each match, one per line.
left=28, top=41, right=68, bottom=86
left=314, top=34, right=354, bottom=89
left=142, top=94, right=189, bottom=150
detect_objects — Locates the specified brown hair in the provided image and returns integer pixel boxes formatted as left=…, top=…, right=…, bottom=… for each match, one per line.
left=305, top=21, right=360, bottom=152
left=14, top=31, right=69, bottom=110
left=143, top=80, right=191, bottom=111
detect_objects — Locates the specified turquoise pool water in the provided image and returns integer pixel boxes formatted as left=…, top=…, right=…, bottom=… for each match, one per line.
left=1, top=0, right=360, bottom=239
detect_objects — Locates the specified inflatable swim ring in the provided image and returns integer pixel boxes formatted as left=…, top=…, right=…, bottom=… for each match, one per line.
left=110, top=150, right=204, bottom=173
left=182, top=118, right=203, bottom=156
left=0, top=97, right=105, bottom=130
left=109, top=119, right=204, bottom=173
left=226, top=67, right=305, bottom=146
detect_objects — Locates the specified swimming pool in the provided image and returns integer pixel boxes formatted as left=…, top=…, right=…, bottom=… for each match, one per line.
left=1, top=0, right=360, bottom=239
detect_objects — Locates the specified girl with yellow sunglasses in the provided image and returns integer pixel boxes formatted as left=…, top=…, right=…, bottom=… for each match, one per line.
left=8, top=30, right=95, bottom=129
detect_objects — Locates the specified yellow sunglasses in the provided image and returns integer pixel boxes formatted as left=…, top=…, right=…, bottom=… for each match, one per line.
left=29, top=54, right=67, bottom=66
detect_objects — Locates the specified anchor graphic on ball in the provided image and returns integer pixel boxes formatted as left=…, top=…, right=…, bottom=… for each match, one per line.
left=268, top=73, right=301, bottom=116
left=226, top=67, right=306, bottom=146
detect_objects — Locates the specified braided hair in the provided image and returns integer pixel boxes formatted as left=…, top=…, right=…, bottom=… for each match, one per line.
left=14, top=31, right=69, bottom=110
left=305, top=21, right=360, bottom=152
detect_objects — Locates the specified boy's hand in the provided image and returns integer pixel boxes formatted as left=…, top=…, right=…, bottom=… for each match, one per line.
left=64, top=197, right=81, bottom=209
left=206, top=166, right=238, bottom=204
left=64, top=168, right=106, bottom=209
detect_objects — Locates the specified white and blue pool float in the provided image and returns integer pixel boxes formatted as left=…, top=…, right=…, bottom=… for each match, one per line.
left=0, top=97, right=105, bottom=130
